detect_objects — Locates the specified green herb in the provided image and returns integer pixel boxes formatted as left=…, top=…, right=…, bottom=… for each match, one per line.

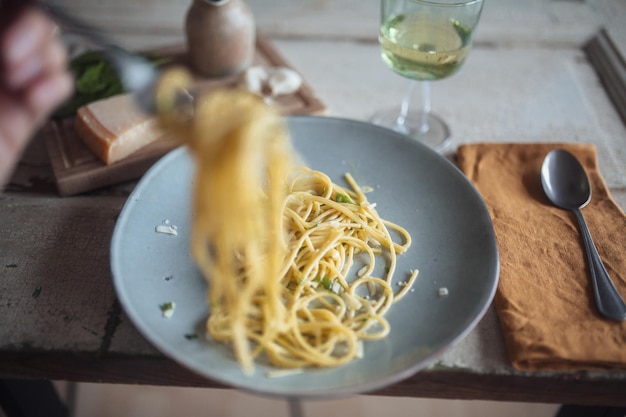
left=53, top=50, right=171, bottom=118
left=159, top=302, right=174, bottom=312
left=184, top=333, right=198, bottom=340
left=335, top=193, right=354, bottom=204
left=315, top=277, right=333, bottom=290
left=52, top=51, right=123, bottom=118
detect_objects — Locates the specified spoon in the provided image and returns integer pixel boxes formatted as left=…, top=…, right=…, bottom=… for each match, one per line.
left=541, top=149, right=626, bottom=321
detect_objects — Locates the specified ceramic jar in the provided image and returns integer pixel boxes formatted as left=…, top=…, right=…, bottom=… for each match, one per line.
left=185, top=0, right=255, bottom=77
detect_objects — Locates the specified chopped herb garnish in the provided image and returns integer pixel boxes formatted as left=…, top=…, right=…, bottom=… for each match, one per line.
left=159, top=302, right=174, bottom=312
left=159, top=302, right=176, bottom=318
left=184, top=333, right=198, bottom=340
left=335, top=193, right=354, bottom=204
left=315, top=277, right=333, bottom=290
left=252, top=345, right=265, bottom=356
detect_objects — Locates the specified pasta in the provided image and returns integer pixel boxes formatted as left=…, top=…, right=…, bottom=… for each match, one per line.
left=155, top=69, right=418, bottom=374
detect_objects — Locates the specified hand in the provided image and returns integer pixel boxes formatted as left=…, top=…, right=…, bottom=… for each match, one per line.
left=0, top=7, right=73, bottom=187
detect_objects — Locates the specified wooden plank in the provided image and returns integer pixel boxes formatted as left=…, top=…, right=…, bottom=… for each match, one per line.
left=584, top=29, right=626, bottom=128
left=0, top=194, right=127, bottom=356
left=45, top=34, right=325, bottom=196
left=0, top=353, right=625, bottom=406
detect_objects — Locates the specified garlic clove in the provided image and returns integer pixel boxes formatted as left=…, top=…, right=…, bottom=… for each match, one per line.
left=268, top=67, right=303, bottom=96
left=243, top=66, right=269, bottom=96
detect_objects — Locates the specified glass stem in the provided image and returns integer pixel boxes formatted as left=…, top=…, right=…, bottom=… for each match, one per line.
left=395, top=79, right=416, bottom=131
left=419, top=80, right=431, bottom=134
left=396, top=80, right=431, bottom=134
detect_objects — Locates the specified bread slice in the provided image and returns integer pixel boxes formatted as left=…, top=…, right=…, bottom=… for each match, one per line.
left=74, top=94, right=167, bottom=165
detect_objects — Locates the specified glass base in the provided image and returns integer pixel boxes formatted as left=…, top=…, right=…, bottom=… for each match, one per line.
left=371, top=108, right=451, bottom=152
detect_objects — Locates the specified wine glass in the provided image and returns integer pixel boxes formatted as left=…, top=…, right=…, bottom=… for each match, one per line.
left=371, top=0, right=484, bottom=151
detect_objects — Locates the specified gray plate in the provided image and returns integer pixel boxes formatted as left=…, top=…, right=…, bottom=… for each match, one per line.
left=110, top=116, right=499, bottom=398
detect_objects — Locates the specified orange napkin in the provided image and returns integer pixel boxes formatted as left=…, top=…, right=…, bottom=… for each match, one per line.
left=456, top=143, right=626, bottom=371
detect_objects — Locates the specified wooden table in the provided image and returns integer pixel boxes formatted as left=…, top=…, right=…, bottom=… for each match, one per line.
left=2, top=0, right=626, bottom=409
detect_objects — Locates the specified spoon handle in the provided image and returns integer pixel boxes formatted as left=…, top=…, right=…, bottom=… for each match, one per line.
left=573, top=209, right=626, bottom=321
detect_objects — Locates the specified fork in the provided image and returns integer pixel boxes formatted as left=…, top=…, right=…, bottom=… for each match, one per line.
left=40, top=2, right=160, bottom=114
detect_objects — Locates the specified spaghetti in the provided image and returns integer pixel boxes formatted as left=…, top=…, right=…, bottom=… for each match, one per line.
left=155, top=69, right=418, bottom=374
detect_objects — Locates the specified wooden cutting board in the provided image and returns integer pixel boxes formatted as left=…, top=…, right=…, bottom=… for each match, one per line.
left=45, top=34, right=326, bottom=196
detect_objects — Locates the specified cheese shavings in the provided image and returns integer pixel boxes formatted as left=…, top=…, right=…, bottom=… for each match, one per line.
left=155, top=220, right=178, bottom=236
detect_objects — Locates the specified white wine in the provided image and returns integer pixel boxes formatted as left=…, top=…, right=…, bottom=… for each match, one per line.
left=380, top=14, right=472, bottom=80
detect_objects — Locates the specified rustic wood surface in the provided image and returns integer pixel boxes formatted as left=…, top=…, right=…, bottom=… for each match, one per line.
left=1, top=0, right=626, bottom=407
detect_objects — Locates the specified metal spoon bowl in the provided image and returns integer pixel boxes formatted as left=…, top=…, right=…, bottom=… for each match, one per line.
left=541, top=149, right=626, bottom=321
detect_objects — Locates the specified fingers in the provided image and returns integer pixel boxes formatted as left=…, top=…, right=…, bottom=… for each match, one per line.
left=2, top=8, right=70, bottom=90
left=0, top=7, right=74, bottom=187
left=5, top=33, right=67, bottom=89
left=0, top=93, right=31, bottom=186
left=2, top=7, right=57, bottom=72
left=26, top=68, right=74, bottom=120
left=0, top=67, right=72, bottom=186
left=0, top=6, right=73, bottom=126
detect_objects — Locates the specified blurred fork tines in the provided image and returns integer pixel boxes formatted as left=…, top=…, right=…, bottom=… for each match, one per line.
left=41, top=2, right=159, bottom=114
